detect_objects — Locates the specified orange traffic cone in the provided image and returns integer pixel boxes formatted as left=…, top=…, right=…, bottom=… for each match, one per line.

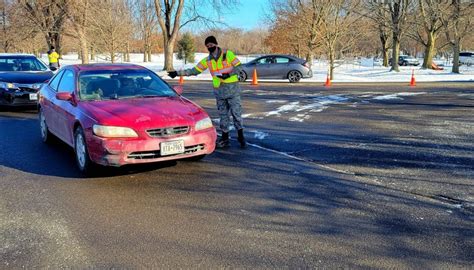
left=179, top=75, right=184, bottom=85
left=410, top=69, right=416, bottom=87
left=324, top=73, right=331, bottom=87
left=251, top=68, right=258, bottom=86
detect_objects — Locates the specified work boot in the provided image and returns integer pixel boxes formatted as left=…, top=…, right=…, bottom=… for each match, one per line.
left=237, top=129, right=247, bottom=148
left=216, top=132, right=230, bottom=148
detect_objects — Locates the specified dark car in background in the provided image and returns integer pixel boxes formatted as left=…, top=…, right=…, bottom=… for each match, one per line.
left=389, top=55, right=420, bottom=66
left=238, top=54, right=312, bottom=83
left=0, top=54, right=54, bottom=108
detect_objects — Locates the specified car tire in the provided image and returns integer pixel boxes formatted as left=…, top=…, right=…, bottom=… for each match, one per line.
left=39, top=108, right=53, bottom=143
left=74, top=126, right=94, bottom=175
left=238, top=70, right=247, bottom=82
left=288, top=70, right=302, bottom=83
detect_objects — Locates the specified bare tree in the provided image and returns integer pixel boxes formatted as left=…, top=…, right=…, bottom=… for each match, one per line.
left=132, top=0, right=157, bottom=62
left=19, top=0, right=67, bottom=54
left=318, top=0, right=362, bottom=79
left=387, top=0, right=414, bottom=72
left=407, top=0, right=449, bottom=69
left=92, top=0, right=133, bottom=63
left=64, top=0, right=92, bottom=64
left=363, top=0, right=392, bottom=66
left=441, top=0, right=473, bottom=73
left=154, top=0, right=238, bottom=71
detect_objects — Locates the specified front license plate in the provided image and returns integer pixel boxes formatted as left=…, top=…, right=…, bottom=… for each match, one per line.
left=160, top=140, right=184, bottom=156
left=29, top=93, right=38, bottom=100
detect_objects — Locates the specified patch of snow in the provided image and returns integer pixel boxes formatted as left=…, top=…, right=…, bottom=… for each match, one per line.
left=373, top=92, right=426, bottom=100
left=266, top=100, right=288, bottom=104
left=266, top=101, right=301, bottom=116
left=253, top=131, right=269, bottom=140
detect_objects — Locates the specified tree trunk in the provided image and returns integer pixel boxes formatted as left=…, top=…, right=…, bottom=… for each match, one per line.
left=390, top=35, right=400, bottom=72
left=380, top=32, right=389, bottom=67
left=125, top=43, right=130, bottom=62
left=163, top=40, right=175, bottom=71
left=143, top=44, right=148, bottom=62
left=90, top=47, right=95, bottom=61
left=452, top=39, right=460, bottom=73
left=148, top=50, right=152, bottom=62
left=422, top=31, right=436, bottom=69
left=382, top=49, right=389, bottom=67
left=305, top=53, right=313, bottom=67
left=329, top=49, right=335, bottom=80
left=54, top=33, right=62, bottom=57
left=78, top=29, right=89, bottom=64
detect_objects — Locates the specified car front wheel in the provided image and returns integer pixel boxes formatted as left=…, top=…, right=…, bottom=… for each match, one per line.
left=288, top=70, right=302, bottom=83
left=39, top=108, right=52, bottom=143
left=74, top=127, right=94, bottom=174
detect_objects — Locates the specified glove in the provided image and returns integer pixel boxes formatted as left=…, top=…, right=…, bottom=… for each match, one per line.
left=217, top=73, right=231, bottom=80
left=168, top=71, right=178, bottom=79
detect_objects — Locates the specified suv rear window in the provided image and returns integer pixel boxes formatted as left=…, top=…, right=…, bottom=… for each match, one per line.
left=460, top=52, right=473, bottom=57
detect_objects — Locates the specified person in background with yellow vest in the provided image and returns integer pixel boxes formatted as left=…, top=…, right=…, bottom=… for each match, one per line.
left=47, top=46, right=60, bottom=71
left=168, top=36, right=246, bottom=149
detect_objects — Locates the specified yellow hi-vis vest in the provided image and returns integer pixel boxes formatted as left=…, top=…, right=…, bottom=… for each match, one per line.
left=48, top=52, right=60, bottom=63
left=195, top=49, right=241, bottom=88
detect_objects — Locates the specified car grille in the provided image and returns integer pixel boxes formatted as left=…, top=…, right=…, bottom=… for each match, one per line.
left=146, top=126, right=189, bottom=138
left=127, top=144, right=205, bottom=160
left=16, top=84, right=38, bottom=93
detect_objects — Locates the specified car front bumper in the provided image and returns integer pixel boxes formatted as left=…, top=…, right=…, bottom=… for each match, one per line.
left=86, top=128, right=217, bottom=167
left=0, top=88, right=38, bottom=107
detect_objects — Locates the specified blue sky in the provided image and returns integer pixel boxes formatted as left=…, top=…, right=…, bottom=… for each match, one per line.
left=221, top=0, right=268, bottom=30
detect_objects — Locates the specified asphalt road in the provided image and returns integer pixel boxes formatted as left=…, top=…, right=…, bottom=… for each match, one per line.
left=0, top=82, right=473, bottom=268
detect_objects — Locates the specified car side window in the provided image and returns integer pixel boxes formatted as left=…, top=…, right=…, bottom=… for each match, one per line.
left=257, top=57, right=273, bottom=64
left=57, top=70, right=75, bottom=93
left=275, top=57, right=290, bottom=64
left=49, top=70, right=65, bottom=92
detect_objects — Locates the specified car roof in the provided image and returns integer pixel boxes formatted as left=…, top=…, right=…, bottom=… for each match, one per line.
left=69, top=63, right=147, bottom=72
left=0, top=53, right=37, bottom=58
left=258, top=54, right=299, bottom=59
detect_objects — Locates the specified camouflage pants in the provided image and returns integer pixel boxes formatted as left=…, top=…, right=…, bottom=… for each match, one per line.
left=213, top=82, right=243, bottom=133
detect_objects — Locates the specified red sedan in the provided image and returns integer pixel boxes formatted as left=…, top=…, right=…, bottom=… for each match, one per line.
left=38, top=64, right=216, bottom=174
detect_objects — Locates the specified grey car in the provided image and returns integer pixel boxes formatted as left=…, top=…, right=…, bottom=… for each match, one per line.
left=238, top=55, right=313, bottom=83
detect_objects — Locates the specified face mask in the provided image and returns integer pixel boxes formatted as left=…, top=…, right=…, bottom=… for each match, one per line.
left=207, top=46, right=217, bottom=53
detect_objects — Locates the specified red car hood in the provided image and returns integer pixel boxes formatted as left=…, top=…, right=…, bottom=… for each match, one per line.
left=79, top=97, right=206, bottom=129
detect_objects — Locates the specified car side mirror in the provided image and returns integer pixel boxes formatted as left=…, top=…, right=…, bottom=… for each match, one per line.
left=173, top=85, right=183, bottom=95
left=56, top=92, right=73, bottom=101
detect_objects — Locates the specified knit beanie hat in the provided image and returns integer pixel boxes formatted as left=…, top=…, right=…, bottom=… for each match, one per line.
left=204, top=36, right=218, bottom=45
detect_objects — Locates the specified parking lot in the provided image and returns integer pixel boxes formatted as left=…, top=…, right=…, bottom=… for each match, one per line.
left=1, top=81, right=473, bottom=268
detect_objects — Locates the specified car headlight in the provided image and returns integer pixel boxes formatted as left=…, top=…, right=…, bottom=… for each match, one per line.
left=0, top=82, right=17, bottom=89
left=31, top=83, right=43, bottom=90
left=93, top=125, right=138, bottom=138
left=195, top=117, right=213, bottom=131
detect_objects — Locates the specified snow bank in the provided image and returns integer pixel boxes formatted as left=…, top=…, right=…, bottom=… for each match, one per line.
left=44, top=53, right=474, bottom=83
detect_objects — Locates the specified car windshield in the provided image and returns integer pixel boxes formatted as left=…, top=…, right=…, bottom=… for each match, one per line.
left=78, top=69, right=177, bottom=101
left=0, top=56, right=48, bottom=72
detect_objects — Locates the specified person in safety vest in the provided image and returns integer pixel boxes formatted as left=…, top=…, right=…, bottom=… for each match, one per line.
left=168, top=36, right=246, bottom=149
left=47, top=46, right=60, bottom=71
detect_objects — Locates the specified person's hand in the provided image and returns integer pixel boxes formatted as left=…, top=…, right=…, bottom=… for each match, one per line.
left=168, top=71, right=178, bottom=79
left=217, top=73, right=230, bottom=80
